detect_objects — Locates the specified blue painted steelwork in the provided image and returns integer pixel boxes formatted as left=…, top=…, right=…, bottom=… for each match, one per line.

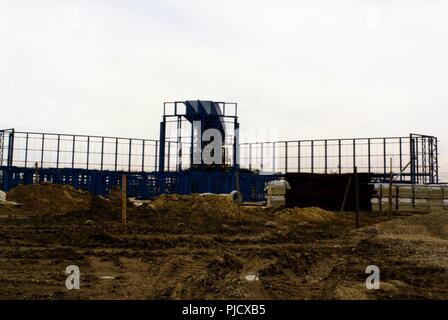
left=0, top=101, right=441, bottom=201
left=0, top=166, right=274, bottom=201
left=0, top=100, right=274, bottom=201
left=157, top=101, right=242, bottom=193
left=159, top=100, right=239, bottom=172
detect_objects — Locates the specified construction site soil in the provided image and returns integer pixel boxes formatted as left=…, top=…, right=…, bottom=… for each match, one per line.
left=0, top=184, right=447, bottom=300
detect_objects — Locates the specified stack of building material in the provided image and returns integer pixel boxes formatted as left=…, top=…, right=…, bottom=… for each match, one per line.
left=372, top=184, right=447, bottom=213
left=402, top=198, right=430, bottom=212
left=371, top=198, right=431, bottom=212
left=426, top=186, right=445, bottom=211
left=265, top=180, right=290, bottom=208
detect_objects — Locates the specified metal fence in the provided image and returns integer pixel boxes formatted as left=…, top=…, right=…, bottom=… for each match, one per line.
left=0, top=129, right=159, bottom=172
left=0, top=129, right=439, bottom=184
left=239, top=134, right=439, bottom=184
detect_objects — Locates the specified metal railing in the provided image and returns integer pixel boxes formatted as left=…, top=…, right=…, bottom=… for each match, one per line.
left=0, top=129, right=159, bottom=172
left=0, top=129, right=439, bottom=184
left=239, top=134, right=439, bottom=184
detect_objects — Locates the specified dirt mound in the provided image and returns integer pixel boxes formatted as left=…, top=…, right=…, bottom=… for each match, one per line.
left=4, top=183, right=92, bottom=216
left=371, top=211, right=448, bottom=241
left=275, top=207, right=336, bottom=223
left=150, top=194, right=238, bottom=216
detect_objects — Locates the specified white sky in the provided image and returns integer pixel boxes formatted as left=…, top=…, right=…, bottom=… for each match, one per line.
left=1, top=0, right=447, bottom=180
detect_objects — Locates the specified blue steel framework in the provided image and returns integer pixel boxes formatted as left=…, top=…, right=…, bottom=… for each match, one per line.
left=158, top=101, right=239, bottom=172
left=0, top=101, right=440, bottom=200
left=239, top=133, right=439, bottom=184
left=0, top=101, right=273, bottom=200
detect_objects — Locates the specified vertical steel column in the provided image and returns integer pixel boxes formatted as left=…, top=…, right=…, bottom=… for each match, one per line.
left=352, top=139, right=356, bottom=172
left=7, top=130, right=15, bottom=167
left=297, top=141, right=301, bottom=173
left=190, top=118, right=194, bottom=168
left=424, top=137, right=427, bottom=180
left=159, top=120, right=166, bottom=173
left=100, top=137, right=104, bottom=171
left=272, top=142, right=276, bottom=173
left=249, top=143, right=252, bottom=171
left=128, top=139, right=132, bottom=172
left=0, top=130, right=4, bottom=167
left=324, top=140, right=328, bottom=174
left=410, top=135, right=416, bottom=184
left=115, top=138, right=119, bottom=171
left=415, top=137, right=419, bottom=184
left=420, top=137, right=425, bottom=183
left=177, top=115, right=182, bottom=171
left=86, top=136, right=90, bottom=170
left=56, top=134, right=60, bottom=168
left=41, top=133, right=45, bottom=168
left=311, top=140, right=314, bottom=173
left=434, top=138, right=439, bottom=183
left=260, top=143, right=264, bottom=171
left=158, top=103, right=166, bottom=193
left=71, top=135, right=76, bottom=169
left=367, top=138, right=371, bottom=175
left=429, top=137, right=434, bottom=184
left=383, top=138, right=387, bottom=179
left=399, top=138, right=403, bottom=181
left=155, top=141, right=158, bottom=172
left=338, top=140, right=342, bottom=174
left=285, top=141, right=288, bottom=173
left=24, top=133, right=29, bottom=168
left=142, top=140, right=145, bottom=172
left=234, top=118, right=240, bottom=170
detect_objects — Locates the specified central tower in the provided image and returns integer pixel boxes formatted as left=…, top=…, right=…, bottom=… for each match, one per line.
left=158, top=100, right=239, bottom=174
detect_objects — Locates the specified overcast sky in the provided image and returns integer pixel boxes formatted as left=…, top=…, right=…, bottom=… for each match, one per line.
left=1, top=0, right=447, bottom=180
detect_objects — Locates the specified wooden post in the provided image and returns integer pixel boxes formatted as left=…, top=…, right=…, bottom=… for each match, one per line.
left=121, top=174, right=127, bottom=225
left=34, top=162, right=41, bottom=221
left=354, top=166, right=360, bottom=228
left=388, top=157, right=393, bottom=217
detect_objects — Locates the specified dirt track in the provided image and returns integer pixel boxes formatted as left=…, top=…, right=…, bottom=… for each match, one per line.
left=0, top=185, right=447, bottom=300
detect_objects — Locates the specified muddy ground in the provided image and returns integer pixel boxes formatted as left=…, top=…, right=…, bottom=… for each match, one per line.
left=0, top=184, right=447, bottom=300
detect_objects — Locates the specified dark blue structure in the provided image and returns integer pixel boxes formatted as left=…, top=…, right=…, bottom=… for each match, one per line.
left=0, top=101, right=276, bottom=201
left=0, top=101, right=440, bottom=199
left=0, top=166, right=272, bottom=201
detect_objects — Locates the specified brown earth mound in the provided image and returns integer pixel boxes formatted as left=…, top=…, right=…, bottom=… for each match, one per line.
left=368, top=211, right=448, bottom=241
left=3, top=183, right=92, bottom=216
left=275, top=207, right=336, bottom=223
left=150, top=194, right=238, bottom=216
